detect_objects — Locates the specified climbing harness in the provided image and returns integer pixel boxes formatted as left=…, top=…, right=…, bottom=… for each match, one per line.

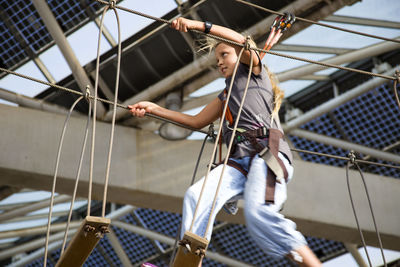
left=260, top=12, right=296, bottom=59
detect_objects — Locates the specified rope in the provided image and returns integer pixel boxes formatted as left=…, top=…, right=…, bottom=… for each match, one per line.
left=61, top=98, right=92, bottom=255
left=235, top=0, right=400, bottom=45
left=91, top=0, right=398, bottom=81
left=195, top=30, right=397, bottom=81
left=291, top=148, right=400, bottom=170
left=189, top=47, right=246, bottom=233
left=169, top=125, right=214, bottom=266
left=101, top=3, right=122, bottom=218
left=205, top=43, right=254, bottom=238
left=43, top=96, right=84, bottom=267
left=87, top=5, right=110, bottom=217
left=346, top=151, right=387, bottom=267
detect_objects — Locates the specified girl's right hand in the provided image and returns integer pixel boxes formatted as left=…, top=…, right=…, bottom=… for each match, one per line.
left=128, top=101, right=159, bottom=117
left=170, top=17, right=197, bottom=32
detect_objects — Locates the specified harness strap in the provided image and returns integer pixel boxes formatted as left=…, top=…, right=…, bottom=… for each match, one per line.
left=222, top=89, right=235, bottom=127
left=236, top=127, right=288, bottom=204
left=259, top=129, right=288, bottom=204
left=227, top=159, right=248, bottom=177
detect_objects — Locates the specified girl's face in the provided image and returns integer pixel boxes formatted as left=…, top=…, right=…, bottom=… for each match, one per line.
left=215, top=43, right=238, bottom=78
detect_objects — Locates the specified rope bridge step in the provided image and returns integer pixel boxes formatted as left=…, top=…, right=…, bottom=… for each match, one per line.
left=56, top=216, right=110, bottom=267
left=172, top=231, right=209, bottom=267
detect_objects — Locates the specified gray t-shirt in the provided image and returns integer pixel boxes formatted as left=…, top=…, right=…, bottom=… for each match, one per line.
left=218, top=63, right=292, bottom=163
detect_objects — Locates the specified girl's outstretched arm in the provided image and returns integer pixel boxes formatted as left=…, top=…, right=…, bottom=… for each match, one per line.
left=171, top=18, right=260, bottom=73
left=129, top=97, right=222, bottom=129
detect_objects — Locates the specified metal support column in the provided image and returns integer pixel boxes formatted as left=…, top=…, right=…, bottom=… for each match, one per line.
left=31, top=0, right=106, bottom=118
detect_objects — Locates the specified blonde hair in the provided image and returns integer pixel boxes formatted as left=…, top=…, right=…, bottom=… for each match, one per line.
left=265, top=66, right=284, bottom=118
left=200, top=36, right=284, bottom=117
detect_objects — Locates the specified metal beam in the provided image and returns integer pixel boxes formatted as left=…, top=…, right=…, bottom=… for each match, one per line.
left=107, top=228, right=133, bottom=267
left=112, top=220, right=255, bottom=267
left=290, top=128, right=400, bottom=164
left=277, top=37, right=400, bottom=82
left=6, top=206, right=135, bottom=266
left=344, top=243, right=368, bottom=267
left=0, top=8, right=56, bottom=84
left=273, top=44, right=353, bottom=55
left=31, top=0, right=105, bottom=118
left=0, top=195, right=71, bottom=222
left=324, top=15, right=400, bottom=29
left=283, top=65, right=399, bottom=133
left=0, top=221, right=80, bottom=240
left=1, top=105, right=399, bottom=250
left=0, top=87, right=81, bottom=116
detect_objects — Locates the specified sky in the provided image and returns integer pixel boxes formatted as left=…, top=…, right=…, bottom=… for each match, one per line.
left=0, top=0, right=399, bottom=265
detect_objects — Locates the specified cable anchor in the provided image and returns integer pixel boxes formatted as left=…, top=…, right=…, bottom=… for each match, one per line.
left=348, top=150, right=356, bottom=165
left=109, top=0, right=116, bottom=9
left=244, top=36, right=252, bottom=50
left=85, top=85, right=91, bottom=102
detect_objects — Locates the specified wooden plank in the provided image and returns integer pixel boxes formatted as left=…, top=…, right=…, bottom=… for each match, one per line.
left=56, top=216, right=111, bottom=267
left=172, top=231, right=209, bottom=267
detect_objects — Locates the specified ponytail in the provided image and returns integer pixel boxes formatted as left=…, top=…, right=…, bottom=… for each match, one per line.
left=265, top=66, right=284, bottom=118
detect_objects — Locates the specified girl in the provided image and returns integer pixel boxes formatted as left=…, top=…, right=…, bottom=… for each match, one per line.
left=129, top=18, right=321, bottom=267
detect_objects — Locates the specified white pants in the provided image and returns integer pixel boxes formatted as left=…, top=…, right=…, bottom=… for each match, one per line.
left=180, top=154, right=307, bottom=258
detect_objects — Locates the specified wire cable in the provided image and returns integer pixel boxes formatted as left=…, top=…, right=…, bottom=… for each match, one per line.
left=168, top=127, right=213, bottom=266
left=1, top=65, right=399, bottom=171
left=60, top=98, right=92, bottom=256
left=43, top=95, right=84, bottom=267
left=346, top=151, right=387, bottom=267
left=235, top=0, right=400, bottom=45
left=101, top=2, right=122, bottom=218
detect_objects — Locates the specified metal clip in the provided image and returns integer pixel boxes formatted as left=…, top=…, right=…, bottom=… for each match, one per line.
left=109, top=0, right=116, bottom=9
left=83, top=224, right=96, bottom=237
left=207, top=123, right=215, bottom=138
left=95, top=225, right=110, bottom=239
left=85, top=85, right=91, bottom=102
left=348, top=150, right=356, bottom=164
left=244, top=36, right=252, bottom=50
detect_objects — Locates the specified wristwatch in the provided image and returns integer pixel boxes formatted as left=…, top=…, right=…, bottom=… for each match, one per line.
left=204, top=21, right=212, bottom=34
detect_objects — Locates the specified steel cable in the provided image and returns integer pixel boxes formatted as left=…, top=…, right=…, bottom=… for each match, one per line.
left=101, top=3, right=122, bottom=218
left=169, top=127, right=214, bottom=266
left=235, top=0, right=400, bottom=45
left=43, top=95, right=85, bottom=267
left=188, top=47, right=245, bottom=233
left=346, top=152, right=387, bottom=267
left=60, top=99, right=92, bottom=256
